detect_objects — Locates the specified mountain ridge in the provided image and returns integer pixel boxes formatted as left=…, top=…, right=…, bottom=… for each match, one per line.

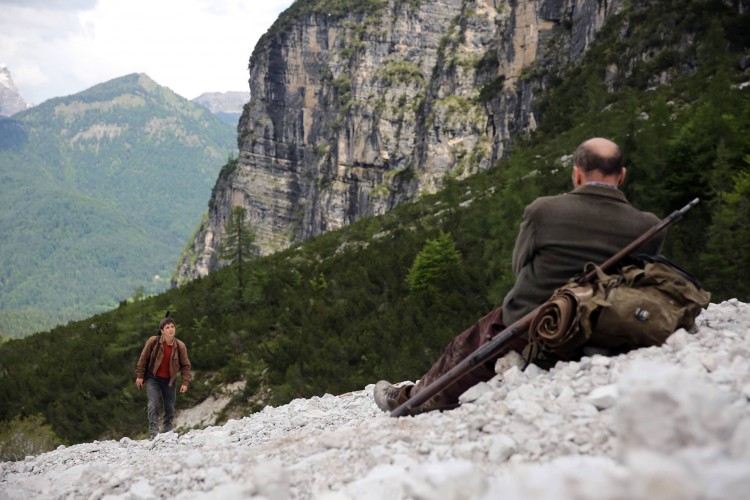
left=173, top=0, right=627, bottom=283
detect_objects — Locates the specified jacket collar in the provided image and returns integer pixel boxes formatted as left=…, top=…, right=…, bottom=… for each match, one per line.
left=570, top=183, right=629, bottom=203
left=159, top=336, right=177, bottom=347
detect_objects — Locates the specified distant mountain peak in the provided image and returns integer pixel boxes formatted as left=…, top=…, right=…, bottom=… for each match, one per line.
left=0, top=63, right=30, bottom=116
left=135, top=72, right=158, bottom=90
left=0, top=63, right=15, bottom=89
left=192, top=91, right=249, bottom=114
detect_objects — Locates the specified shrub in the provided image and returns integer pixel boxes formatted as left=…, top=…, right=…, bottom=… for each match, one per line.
left=0, top=414, right=63, bottom=462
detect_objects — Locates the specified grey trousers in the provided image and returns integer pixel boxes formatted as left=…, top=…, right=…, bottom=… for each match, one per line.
left=145, top=376, right=176, bottom=437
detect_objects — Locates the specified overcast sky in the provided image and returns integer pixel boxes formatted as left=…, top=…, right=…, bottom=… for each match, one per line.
left=0, top=0, right=294, bottom=105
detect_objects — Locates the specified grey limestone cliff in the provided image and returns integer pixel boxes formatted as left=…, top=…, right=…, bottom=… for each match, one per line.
left=174, top=0, right=623, bottom=284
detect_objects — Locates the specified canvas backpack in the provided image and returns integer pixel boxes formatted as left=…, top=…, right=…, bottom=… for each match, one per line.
left=528, top=255, right=711, bottom=361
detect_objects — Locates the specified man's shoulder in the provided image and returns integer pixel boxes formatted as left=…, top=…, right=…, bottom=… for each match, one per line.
left=527, top=188, right=657, bottom=221
left=530, top=193, right=568, bottom=207
left=526, top=192, right=577, bottom=214
left=640, top=209, right=661, bottom=223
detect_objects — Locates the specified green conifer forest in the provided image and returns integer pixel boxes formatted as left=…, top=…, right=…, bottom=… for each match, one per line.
left=0, top=74, right=235, bottom=338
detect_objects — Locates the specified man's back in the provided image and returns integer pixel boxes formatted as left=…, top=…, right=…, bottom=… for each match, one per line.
left=502, top=184, right=663, bottom=325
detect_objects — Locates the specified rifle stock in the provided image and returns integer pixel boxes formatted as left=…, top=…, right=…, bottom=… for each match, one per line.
left=390, top=197, right=700, bottom=417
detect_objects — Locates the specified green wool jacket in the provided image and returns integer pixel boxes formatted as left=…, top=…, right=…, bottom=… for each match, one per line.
left=501, top=184, right=664, bottom=325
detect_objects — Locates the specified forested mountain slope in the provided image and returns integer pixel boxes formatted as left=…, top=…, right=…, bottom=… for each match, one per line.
left=0, top=74, right=235, bottom=338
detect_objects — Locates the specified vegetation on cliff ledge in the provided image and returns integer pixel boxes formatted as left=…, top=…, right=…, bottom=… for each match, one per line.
left=251, top=0, right=387, bottom=63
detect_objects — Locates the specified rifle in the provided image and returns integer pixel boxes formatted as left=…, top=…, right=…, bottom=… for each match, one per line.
left=390, top=198, right=700, bottom=417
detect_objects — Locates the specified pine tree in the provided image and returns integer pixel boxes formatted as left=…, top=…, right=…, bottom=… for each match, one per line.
left=407, top=231, right=461, bottom=292
left=218, top=206, right=258, bottom=296
left=701, top=168, right=750, bottom=300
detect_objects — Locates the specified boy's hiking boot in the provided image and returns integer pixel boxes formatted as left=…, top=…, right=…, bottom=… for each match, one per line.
left=373, top=380, right=413, bottom=412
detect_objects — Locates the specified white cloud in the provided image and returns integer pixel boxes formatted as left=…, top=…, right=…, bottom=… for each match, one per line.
left=0, top=0, right=294, bottom=104
left=0, top=0, right=99, bottom=9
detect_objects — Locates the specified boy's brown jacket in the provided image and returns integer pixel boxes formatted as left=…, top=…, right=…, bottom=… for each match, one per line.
left=136, top=336, right=191, bottom=387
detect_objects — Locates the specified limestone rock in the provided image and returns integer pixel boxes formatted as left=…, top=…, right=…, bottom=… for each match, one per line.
left=0, top=64, right=30, bottom=117
left=174, top=0, right=625, bottom=283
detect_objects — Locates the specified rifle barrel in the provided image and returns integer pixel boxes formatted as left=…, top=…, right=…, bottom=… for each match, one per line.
left=578, top=198, right=699, bottom=283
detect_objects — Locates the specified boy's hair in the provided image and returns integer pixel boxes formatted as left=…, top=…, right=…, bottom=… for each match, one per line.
left=159, top=311, right=175, bottom=330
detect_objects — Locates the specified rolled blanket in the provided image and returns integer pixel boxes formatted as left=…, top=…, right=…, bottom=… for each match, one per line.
left=528, top=284, right=594, bottom=358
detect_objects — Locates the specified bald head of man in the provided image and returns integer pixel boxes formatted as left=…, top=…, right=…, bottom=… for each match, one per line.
left=572, top=137, right=626, bottom=187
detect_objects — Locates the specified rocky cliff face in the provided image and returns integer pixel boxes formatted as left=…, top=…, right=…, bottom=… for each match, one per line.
left=174, top=0, right=625, bottom=283
left=0, top=64, right=30, bottom=116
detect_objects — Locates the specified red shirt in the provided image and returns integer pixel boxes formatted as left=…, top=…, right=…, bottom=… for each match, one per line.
left=155, top=343, right=173, bottom=378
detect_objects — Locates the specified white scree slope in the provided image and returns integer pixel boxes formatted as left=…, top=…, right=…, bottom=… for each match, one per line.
left=1, top=300, right=749, bottom=500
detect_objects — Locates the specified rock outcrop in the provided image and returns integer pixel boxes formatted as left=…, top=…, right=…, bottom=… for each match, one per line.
left=0, top=64, right=30, bottom=117
left=174, top=0, right=627, bottom=283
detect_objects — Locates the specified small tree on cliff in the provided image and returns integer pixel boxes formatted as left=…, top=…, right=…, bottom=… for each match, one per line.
left=218, top=206, right=258, bottom=296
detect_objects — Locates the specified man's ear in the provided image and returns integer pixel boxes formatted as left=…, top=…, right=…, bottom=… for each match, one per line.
left=618, top=167, right=627, bottom=186
left=572, top=165, right=585, bottom=187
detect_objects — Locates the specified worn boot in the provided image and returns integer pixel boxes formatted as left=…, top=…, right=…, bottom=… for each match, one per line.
left=373, top=380, right=413, bottom=412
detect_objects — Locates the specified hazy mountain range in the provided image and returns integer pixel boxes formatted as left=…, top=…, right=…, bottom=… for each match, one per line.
left=192, top=91, right=249, bottom=125
left=0, top=63, right=247, bottom=121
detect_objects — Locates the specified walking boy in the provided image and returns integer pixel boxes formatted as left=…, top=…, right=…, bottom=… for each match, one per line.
left=135, top=313, right=191, bottom=438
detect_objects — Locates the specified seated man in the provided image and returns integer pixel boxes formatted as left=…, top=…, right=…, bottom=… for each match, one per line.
left=374, top=137, right=664, bottom=413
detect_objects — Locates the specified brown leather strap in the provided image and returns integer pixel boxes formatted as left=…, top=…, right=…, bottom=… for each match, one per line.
left=146, top=336, right=160, bottom=374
